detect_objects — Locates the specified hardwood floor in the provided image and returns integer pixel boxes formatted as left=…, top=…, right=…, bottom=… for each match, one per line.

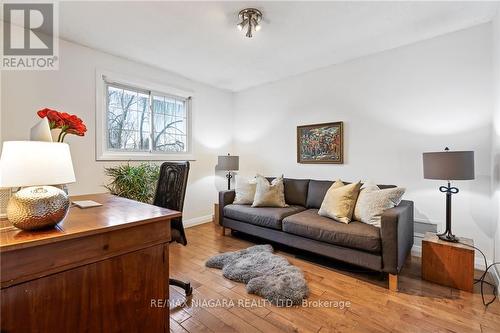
left=169, top=222, right=500, bottom=333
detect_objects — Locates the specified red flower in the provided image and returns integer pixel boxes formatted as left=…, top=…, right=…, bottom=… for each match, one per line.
left=60, top=113, right=87, bottom=136
left=37, top=108, right=64, bottom=129
left=37, top=108, right=51, bottom=118
left=66, top=122, right=87, bottom=136
left=36, top=108, right=87, bottom=141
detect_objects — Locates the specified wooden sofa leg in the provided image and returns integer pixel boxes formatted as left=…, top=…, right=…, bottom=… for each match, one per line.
left=221, top=226, right=226, bottom=236
left=389, top=274, right=399, bottom=291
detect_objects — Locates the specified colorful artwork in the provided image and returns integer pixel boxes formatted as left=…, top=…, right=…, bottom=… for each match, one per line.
left=297, top=122, right=343, bottom=164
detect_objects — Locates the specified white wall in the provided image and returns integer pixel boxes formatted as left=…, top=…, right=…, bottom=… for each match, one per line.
left=234, top=24, right=495, bottom=259
left=492, top=9, right=500, bottom=277
left=1, top=39, right=234, bottom=222
left=1, top=22, right=497, bottom=262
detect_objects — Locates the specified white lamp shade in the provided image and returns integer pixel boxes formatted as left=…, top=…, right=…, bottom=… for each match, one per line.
left=0, top=141, right=76, bottom=188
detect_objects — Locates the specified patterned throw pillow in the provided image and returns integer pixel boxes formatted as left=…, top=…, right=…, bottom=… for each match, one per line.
left=233, top=175, right=257, bottom=205
left=251, top=175, right=288, bottom=208
left=353, top=184, right=406, bottom=227
left=318, top=180, right=362, bottom=223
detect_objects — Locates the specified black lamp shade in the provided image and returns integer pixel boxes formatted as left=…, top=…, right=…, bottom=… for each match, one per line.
left=218, top=155, right=239, bottom=171
left=423, top=151, right=474, bottom=180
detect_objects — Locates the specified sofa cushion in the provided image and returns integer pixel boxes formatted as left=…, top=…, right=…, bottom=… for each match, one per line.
left=284, top=178, right=310, bottom=206
left=282, top=209, right=381, bottom=253
left=306, top=180, right=333, bottom=209
left=224, top=204, right=306, bottom=230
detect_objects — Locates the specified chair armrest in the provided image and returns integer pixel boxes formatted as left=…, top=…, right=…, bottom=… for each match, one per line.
left=218, top=190, right=235, bottom=226
left=380, top=200, right=414, bottom=274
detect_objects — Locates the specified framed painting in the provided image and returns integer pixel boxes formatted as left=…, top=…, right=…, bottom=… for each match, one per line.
left=297, top=121, right=343, bottom=164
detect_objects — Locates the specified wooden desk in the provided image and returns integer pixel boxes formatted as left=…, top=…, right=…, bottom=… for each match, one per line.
left=422, top=232, right=474, bottom=292
left=0, top=193, right=180, bottom=333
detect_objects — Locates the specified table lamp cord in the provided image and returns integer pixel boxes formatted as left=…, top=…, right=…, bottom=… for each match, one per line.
left=458, top=242, right=500, bottom=307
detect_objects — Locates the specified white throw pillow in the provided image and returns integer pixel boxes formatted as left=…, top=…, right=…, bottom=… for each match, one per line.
left=251, top=175, right=288, bottom=208
left=233, top=175, right=257, bottom=205
left=353, top=184, right=406, bottom=227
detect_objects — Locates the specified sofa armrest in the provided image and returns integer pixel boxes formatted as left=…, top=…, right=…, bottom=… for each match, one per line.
left=380, top=200, right=414, bottom=274
left=218, top=190, right=235, bottom=226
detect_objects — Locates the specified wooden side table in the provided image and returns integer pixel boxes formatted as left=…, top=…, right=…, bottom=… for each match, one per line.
left=214, top=203, right=220, bottom=225
left=421, top=232, right=474, bottom=292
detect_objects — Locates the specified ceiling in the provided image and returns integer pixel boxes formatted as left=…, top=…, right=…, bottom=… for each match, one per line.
left=59, top=1, right=499, bottom=92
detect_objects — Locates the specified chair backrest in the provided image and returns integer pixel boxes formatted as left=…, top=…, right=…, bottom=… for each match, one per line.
left=153, top=161, right=190, bottom=245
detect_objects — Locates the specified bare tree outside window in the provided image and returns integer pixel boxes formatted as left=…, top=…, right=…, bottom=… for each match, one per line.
left=152, top=96, right=186, bottom=152
left=106, top=83, right=188, bottom=154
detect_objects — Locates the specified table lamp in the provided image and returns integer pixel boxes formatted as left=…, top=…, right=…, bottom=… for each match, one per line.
left=218, top=154, right=239, bottom=190
left=422, top=147, right=474, bottom=242
left=0, top=141, right=76, bottom=230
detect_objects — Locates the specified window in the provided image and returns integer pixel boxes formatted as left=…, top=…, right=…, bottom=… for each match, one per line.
left=96, top=71, right=193, bottom=160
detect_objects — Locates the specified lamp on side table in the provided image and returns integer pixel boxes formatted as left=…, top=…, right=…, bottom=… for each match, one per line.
left=217, top=154, right=239, bottom=190
left=422, top=147, right=474, bottom=242
left=215, top=154, right=239, bottom=229
left=421, top=148, right=475, bottom=292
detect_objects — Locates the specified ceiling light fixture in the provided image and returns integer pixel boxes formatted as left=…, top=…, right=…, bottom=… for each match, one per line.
left=237, top=8, right=262, bottom=38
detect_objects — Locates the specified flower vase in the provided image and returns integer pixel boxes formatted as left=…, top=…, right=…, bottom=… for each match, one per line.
left=51, top=129, right=62, bottom=142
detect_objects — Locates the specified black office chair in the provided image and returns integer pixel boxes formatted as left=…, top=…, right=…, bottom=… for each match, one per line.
left=153, top=161, right=193, bottom=297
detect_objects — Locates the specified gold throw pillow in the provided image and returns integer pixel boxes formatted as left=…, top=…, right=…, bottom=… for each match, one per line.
left=252, top=175, right=288, bottom=208
left=318, top=180, right=362, bottom=223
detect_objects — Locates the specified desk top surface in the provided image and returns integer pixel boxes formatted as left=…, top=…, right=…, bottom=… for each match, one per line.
left=0, top=193, right=180, bottom=252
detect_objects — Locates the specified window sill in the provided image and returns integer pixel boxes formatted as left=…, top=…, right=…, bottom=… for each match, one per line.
left=96, top=152, right=196, bottom=161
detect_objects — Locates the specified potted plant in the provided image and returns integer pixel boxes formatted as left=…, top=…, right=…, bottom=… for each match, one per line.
left=104, top=163, right=160, bottom=203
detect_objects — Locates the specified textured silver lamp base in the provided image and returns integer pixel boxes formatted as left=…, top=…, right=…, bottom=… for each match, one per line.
left=0, top=188, right=11, bottom=218
left=7, top=186, right=70, bottom=230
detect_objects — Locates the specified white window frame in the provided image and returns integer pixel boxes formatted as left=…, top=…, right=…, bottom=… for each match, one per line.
left=96, top=69, right=194, bottom=161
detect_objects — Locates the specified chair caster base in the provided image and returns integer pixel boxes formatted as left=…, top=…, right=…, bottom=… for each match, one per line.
left=170, top=278, right=193, bottom=297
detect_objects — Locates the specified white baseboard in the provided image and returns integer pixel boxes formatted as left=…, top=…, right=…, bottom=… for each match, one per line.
left=184, top=214, right=213, bottom=228
left=411, top=244, right=421, bottom=257
left=413, top=218, right=440, bottom=225
left=492, top=267, right=500, bottom=290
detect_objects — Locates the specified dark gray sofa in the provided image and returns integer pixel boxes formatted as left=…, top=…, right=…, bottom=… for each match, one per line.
left=218, top=178, right=414, bottom=291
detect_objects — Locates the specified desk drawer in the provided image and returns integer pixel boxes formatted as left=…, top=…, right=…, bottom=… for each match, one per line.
left=1, top=244, right=168, bottom=332
left=1, top=220, right=170, bottom=287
